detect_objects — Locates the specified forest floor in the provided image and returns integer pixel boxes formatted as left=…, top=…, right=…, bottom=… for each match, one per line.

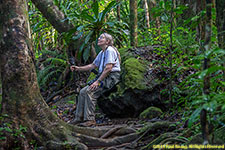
left=49, top=97, right=185, bottom=149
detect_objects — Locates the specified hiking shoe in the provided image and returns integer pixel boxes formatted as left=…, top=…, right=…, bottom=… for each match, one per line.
left=69, top=119, right=83, bottom=125
left=79, top=120, right=96, bottom=127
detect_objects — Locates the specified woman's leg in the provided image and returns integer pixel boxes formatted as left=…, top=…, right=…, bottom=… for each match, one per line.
left=74, top=86, right=89, bottom=121
left=83, top=87, right=103, bottom=121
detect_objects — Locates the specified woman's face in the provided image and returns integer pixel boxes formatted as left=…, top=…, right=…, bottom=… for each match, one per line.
left=97, top=34, right=108, bottom=46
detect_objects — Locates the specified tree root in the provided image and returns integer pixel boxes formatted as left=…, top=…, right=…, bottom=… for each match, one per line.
left=104, top=142, right=135, bottom=150
left=142, top=132, right=178, bottom=150
left=68, top=124, right=137, bottom=138
left=45, top=140, right=88, bottom=150
left=74, top=132, right=139, bottom=148
left=101, top=126, right=124, bottom=139
left=159, top=137, right=188, bottom=145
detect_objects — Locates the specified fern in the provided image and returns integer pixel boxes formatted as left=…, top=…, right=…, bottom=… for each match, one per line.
left=36, top=47, right=69, bottom=90
left=40, top=69, right=61, bottom=87
left=38, top=65, right=56, bottom=84
left=45, top=57, right=67, bottom=66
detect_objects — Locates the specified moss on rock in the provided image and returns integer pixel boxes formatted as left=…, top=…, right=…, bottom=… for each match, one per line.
left=139, top=106, right=163, bottom=119
left=123, top=57, right=146, bottom=90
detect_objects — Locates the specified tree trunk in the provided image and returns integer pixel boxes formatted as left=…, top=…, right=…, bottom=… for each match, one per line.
left=216, top=0, right=225, bottom=49
left=196, top=0, right=206, bottom=42
left=172, top=0, right=176, bottom=27
left=169, top=0, right=174, bottom=105
left=0, top=0, right=86, bottom=149
left=144, top=0, right=150, bottom=28
left=215, top=0, right=225, bottom=81
left=201, top=0, right=212, bottom=145
left=117, top=0, right=121, bottom=21
left=129, top=0, right=138, bottom=47
left=147, top=0, right=152, bottom=24
left=149, top=0, right=161, bottom=38
left=30, top=0, right=73, bottom=33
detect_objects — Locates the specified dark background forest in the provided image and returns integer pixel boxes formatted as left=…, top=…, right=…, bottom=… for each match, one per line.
left=0, top=0, right=225, bottom=149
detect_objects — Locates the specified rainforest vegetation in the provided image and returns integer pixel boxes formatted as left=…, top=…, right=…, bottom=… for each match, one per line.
left=0, top=0, right=225, bottom=149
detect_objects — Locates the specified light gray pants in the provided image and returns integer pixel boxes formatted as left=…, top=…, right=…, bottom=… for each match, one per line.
left=74, top=72, right=120, bottom=121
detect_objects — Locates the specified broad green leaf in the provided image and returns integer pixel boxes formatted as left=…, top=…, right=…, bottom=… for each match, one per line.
left=67, top=101, right=75, bottom=104
left=206, top=48, right=225, bottom=58
left=188, top=106, right=203, bottom=128
left=206, top=100, right=218, bottom=112
left=0, top=137, right=6, bottom=140
left=80, top=10, right=95, bottom=22
left=77, top=25, right=85, bottom=31
left=106, top=22, right=115, bottom=27
left=191, top=15, right=200, bottom=21
left=220, top=81, right=225, bottom=86
left=79, top=42, right=85, bottom=52
left=99, top=1, right=117, bottom=22
left=85, top=31, right=93, bottom=44
left=222, top=104, right=225, bottom=111
left=199, top=66, right=225, bottom=79
left=92, top=2, right=99, bottom=19
left=83, top=45, right=91, bottom=62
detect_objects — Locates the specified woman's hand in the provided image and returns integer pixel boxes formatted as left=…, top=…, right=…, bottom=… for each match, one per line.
left=89, top=81, right=100, bottom=91
left=70, top=65, right=79, bottom=71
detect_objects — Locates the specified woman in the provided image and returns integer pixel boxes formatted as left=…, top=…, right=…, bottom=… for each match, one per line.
left=70, top=33, right=121, bottom=126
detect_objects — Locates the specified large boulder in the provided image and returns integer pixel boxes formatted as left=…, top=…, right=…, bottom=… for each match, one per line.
left=97, top=47, right=167, bottom=118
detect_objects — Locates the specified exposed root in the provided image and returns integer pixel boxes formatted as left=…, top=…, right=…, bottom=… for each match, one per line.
left=73, top=132, right=140, bottom=148
left=101, top=126, right=124, bottom=139
left=159, top=137, right=188, bottom=145
left=142, top=132, right=178, bottom=150
left=45, top=140, right=88, bottom=150
left=69, top=124, right=137, bottom=138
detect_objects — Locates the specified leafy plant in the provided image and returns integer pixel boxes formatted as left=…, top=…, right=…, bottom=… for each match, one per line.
left=63, top=0, right=128, bottom=62
left=37, top=49, right=69, bottom=90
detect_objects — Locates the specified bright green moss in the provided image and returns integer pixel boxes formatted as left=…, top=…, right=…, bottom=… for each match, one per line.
left=123, top=57, right=146, bottom=90
left=139, top=106, right=163, bottom=119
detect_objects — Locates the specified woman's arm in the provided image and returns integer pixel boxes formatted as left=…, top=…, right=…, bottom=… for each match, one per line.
left=70, top=63, right=96, bottom=72
left=88, top=63, right=113, bottom=91
left=97, top=63, right=113, bottom=81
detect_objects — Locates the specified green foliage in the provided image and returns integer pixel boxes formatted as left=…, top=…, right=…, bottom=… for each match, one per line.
left=37, top=49, right=69, bottom=90
left=123, top=57, right=146, bottom=90
left=62, top=0, right=128, bottom=62
left=29, top=1, right=62, bottom=56
left=140, top=0, right=225, bottom=134
left=0, top=114, right=27, bottom=141
left=178, top=47, right=225, bottom=128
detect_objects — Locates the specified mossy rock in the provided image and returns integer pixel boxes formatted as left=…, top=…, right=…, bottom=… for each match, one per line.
left=123, top=57, right=146, bottom=90
left=139, top=106, right=163, bottom=119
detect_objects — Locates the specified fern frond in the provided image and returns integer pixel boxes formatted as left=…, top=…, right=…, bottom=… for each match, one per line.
left=37, top=65, right=56, bottom=84
left=43, top=49, right=59, bottom=57
left=40, top=69, right=61, bottom=87
left=45, top=57, right=67, bottom=66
